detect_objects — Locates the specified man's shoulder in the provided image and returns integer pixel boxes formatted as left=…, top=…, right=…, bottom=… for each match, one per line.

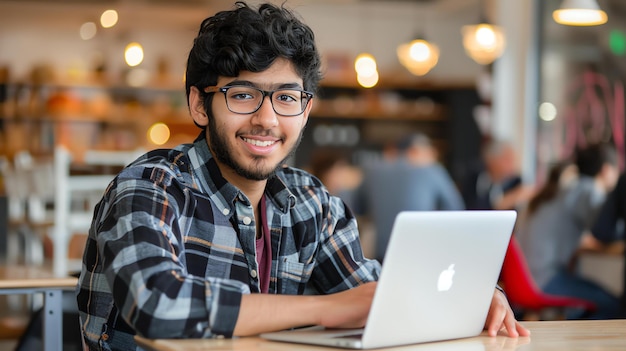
left=116, top=145, right=196, bottom=186
left=129, top=145, right=192, bottom=168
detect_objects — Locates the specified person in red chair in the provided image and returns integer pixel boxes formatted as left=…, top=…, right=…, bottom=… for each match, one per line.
left=501, top=235, right=597, bottom=319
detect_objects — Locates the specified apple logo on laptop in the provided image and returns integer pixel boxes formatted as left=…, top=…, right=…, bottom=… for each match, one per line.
left=437, top=264, right=455, bottom=292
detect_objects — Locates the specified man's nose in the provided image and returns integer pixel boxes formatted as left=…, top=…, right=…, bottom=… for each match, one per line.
left=251, top=96, right=279, bottom=128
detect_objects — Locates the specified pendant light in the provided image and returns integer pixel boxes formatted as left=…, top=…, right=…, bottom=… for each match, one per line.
left=354, top=6, right=379, bottom=88
left=396, top=6, right=439, bottom=76
left=462, top=24, right=505, bottom=65
left=462, top=2, right=506, bottom=65
left=397, top=36, right=440, bottom=76
left=553, top=0, right=607, bottom=26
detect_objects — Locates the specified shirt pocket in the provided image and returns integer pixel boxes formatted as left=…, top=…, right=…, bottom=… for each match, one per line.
left=277, top=258, right=315, bottom=294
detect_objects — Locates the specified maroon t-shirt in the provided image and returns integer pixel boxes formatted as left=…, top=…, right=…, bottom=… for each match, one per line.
left=255, top=196, right=272, bottom=293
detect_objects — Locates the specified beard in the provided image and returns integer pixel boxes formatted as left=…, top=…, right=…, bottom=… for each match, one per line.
left=207, top=117, right=304, bottom=181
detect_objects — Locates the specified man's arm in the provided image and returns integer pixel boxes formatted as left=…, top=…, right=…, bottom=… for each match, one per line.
left=234, top=282, right=378, bottom=336
left=95, top=171, right=250, bottom=339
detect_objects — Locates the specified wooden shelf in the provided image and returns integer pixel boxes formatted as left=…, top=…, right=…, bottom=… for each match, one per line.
left=311, top=99, right=445, bottom=121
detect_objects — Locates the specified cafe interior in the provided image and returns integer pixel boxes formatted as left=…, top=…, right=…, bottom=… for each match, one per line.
left=0, top=0, right=624, bottom=349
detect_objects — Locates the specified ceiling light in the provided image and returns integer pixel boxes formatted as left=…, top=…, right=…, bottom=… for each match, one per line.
left=397, top=38, right=439, bottom=76
left=462, top=23, right=506, bottom=65
left=553, top=0, right=607, bottom=26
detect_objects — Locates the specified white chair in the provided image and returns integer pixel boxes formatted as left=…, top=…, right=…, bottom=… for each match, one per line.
left=52, top=146, right=144, bottom=277
left=0, top=152, right=48, bottom=266
left=1, top=153, right=49, bottom=312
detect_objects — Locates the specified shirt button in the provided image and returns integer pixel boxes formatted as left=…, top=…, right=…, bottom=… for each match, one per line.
left=251, top=269, right=258, bottom=278
left=222, top=208, right=230, bottom=216
left=243, top=216, right=252, bottom=225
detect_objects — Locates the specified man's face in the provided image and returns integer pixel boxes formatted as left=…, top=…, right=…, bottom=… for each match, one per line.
left=206, top=58, right=310, bottom=181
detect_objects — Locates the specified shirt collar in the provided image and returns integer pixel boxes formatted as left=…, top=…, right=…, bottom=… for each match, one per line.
left=266, top=170, right=297, bottom=214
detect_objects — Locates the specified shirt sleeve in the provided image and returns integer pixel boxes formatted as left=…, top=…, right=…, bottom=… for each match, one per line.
left=94, top=171, right=249, bottom=339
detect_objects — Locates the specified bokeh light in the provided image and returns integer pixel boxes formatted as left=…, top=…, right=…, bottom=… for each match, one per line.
left=100, top=9, right=118, bottom=28
left=148, top=122, right=171, bottom=145
left=79, top=22, right=97, bottom=40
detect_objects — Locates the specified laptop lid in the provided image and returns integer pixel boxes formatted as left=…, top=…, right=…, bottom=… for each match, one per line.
left=261, top=210, right=516, bottom=349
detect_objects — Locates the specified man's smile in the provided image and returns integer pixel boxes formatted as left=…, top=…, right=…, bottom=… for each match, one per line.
left=242, top=137, right=279, bottom=147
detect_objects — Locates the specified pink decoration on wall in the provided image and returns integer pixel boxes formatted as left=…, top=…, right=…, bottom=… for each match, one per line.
left=561, top=69, right=625, bottom=170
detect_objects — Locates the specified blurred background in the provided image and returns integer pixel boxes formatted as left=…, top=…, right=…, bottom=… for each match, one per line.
left=1, top=0, right=486, bottom=170
left=0, top=0, right=623, bottom=181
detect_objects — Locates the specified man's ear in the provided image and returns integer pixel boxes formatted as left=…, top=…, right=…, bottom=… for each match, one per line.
left=189, top=86, right=209, bottom=127
left=301, top=96, right=313, bottom=127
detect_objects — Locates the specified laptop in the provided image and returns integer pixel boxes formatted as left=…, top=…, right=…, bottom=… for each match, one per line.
left=261, top=210, right=517, bottom=349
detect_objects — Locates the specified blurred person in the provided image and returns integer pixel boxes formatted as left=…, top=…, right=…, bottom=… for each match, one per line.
left=520, top=160, right=578, bottom=221
left=590, top=170, right=626, bottom=317
left=75, top=3, right=527, bottom=350
left=462, top=138, right=534, bottom=211
left=360, top=132, right=465, bottom=262
left=516, top=143, right=621, bottom=319
left=307, top=148, right=362, bottom=211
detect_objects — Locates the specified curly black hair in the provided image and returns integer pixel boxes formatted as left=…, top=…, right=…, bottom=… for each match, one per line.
left=185, top=1, right=322, bottom=126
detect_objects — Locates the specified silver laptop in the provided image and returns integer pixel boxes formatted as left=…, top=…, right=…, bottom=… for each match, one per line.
left=261, top=210, right=516, bottom=349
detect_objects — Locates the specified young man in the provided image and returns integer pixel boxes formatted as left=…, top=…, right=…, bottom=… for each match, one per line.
left=76, top=2, right=528, bottom=350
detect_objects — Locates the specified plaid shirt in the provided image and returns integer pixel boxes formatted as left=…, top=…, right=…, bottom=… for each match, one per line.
left=76, top=132, right=381, bottom=350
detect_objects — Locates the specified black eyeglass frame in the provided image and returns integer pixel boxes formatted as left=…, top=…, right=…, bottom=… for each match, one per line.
left=204, top=85, right=314, bottom=117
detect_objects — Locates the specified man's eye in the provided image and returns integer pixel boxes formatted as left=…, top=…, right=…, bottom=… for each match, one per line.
left=229, top=92, right=255, bottom=100
left=275, top=92, right=298, bottom=103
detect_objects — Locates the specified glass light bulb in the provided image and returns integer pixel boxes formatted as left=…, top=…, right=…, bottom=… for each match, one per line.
left=475, top=25, right=496, bottom=49
left=409, top=41, right=431, bottom=62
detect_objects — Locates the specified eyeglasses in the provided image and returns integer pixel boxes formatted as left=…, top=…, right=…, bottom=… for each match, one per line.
left=204, top=85, right=314, bottom=117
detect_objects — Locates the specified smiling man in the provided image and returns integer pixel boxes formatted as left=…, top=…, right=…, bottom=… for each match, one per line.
left=75, top=2, right=528, bottom=350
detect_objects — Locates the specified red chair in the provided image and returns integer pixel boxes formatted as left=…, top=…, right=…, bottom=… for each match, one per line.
left=499, top=236, right=596, bottom=320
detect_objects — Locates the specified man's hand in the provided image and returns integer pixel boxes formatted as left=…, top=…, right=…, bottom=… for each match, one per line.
left=484, top=288, right=531, bottom=337
left=317, top=282, right=377, bottom=329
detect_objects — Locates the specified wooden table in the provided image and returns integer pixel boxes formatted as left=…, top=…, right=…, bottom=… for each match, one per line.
left=135, top=319, right=626, bottom=351
left=0, top=265, right=78, bottom=351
